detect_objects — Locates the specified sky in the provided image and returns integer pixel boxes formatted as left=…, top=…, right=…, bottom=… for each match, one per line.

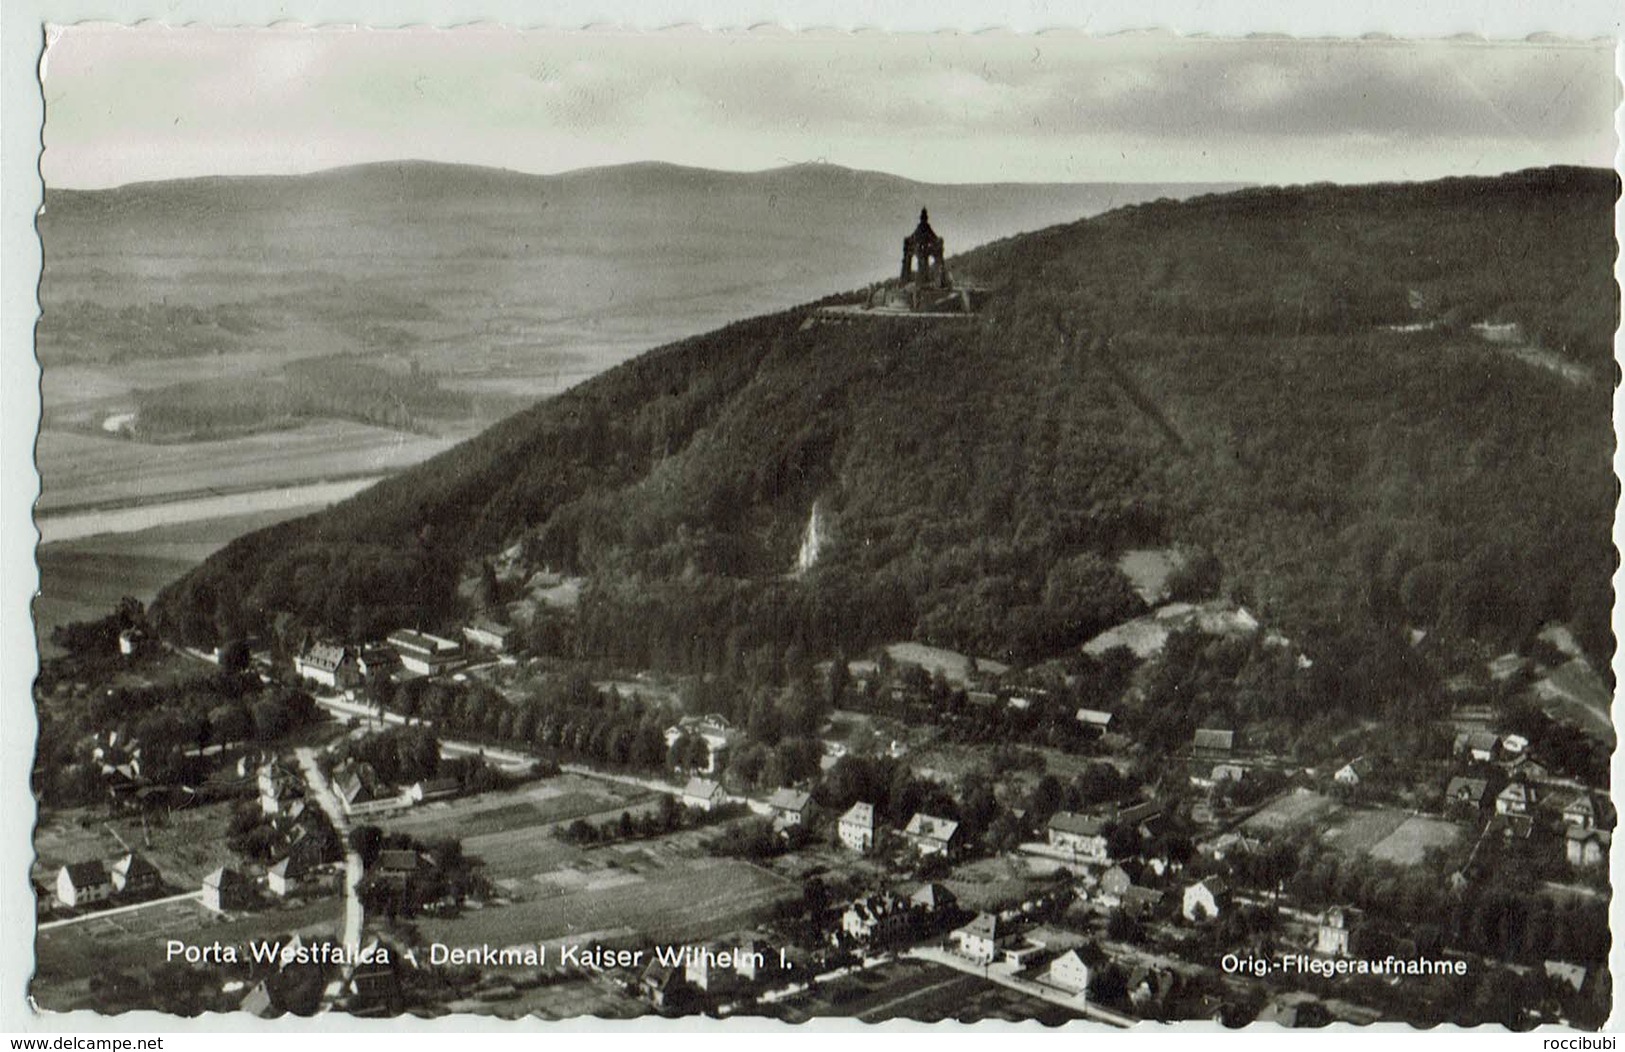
left=38, top=27, right=1621, bottom=189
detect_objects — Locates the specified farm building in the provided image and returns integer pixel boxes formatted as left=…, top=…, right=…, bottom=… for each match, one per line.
left=409, top=777, right=460, bottom=804
left=1119, top=886, right=1166, bottom=920
left=386, top=629, right=463, bottom=676
left=903, top=813, right=960, bottom=856
left=109, top=852, right=162, bottom=895
left=1046, top=812, right=1109, bottom=862
left=1454, top=730, right=1501, bottom=763
left=1496, top=781, right=1537, bottom=816
left=838, top=802, right=876, bottom=852
left=1563, top=792, right=1605, bottom=830
left=766, top=788, right=812, bottom=828
left=258, top=763, right=302, bottom=816
left=1566, top=826, right=1609, bottom=868
left=664, top=715, right=736, bottom=774
left=267, top=853, right=316, bottom=897
left=461, top=617, right=515, bottom=652
left=1316, top=906, right=1361, bottom=957
left=294, top=643, right=360, bottom=689
left=55, top=861, right=111, bottom=908
left=1182, top=877, right=1230, bottom=922
left=1045, top=949, right=1091, bottom=995
left=376, top=849, right=430, bottom=890
left=356, top=646, right=401, bottom=679
left=682, top=777, right=725, bottom=811
left=951, top=913, right=1004, bottom=964
left=1097, top=863, right=1137, bottom=906
left=1075, top=708, right=1114, bottom=730
left=202, top=866, right=253, bottom=912
left=1192, top=728, right=1235, bottom=753
left=1445, top=776, right=1491, bottom=819
left=1334, top=757, right=1373, bottom=786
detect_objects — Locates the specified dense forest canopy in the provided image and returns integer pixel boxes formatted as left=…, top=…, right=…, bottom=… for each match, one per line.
left=152, top=166, right=1619, bottom=680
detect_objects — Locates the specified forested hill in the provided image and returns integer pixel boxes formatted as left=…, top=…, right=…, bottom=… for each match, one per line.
left=152, top=166, right=1619, bottom=689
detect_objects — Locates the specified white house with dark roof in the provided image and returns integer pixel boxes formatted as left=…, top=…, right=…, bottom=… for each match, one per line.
left=1563, top=792, right=1600, bottom=830
left=1045, top=949, right=1091, bottom=995
left=951, top=912, right=1003, bottom=963
left=1445, top=776, right=1490, bottom=818
left=682, top=777, right=725, bottom=811
left=461, top=617, right=514, bottom=652
left=1182, top=877, right=1230, bottom=922
left=664, top=715, right=736, bottom=774
left=267, top=853, right=316, bottom=897
left=1075, top=708, right=1114, bottom=730
left=1334, top=757, right=1373, bottom=786
left=1496, top=781, right=1536, bottom=816
left=766, top=788, right=812, bottom=828
left=201, top=866, right=252, bottom=912
left=56, top=861, right=111, bottom=908
left=903, top=813, right=960, bottom=856
left=1316, top=906, right=1361, bottom=957
left=1566, top=826, right=1609, bottom=869
left=1046, top=812, right=1109, bottom=862
left=294, top=643, right=359, bottom=689
left=1455, top=730, right=1501, bottom=763
left=109, top=852, right=161, bottom=895
left=839, top=802, right=875, bottom=852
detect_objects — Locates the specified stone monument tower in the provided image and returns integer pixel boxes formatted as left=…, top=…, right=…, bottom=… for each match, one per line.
left=900, top=208, right=948, bottom=288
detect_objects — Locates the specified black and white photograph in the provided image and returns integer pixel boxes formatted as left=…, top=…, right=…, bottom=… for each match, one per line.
left=9, top=10, right=1621, bottom=1032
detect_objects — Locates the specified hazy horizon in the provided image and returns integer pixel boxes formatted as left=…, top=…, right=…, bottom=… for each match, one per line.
left=40, top=29, right=1616, bottom=191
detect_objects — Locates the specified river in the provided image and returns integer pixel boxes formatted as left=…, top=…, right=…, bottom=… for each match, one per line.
left=35, top=476, right=383, bottom=544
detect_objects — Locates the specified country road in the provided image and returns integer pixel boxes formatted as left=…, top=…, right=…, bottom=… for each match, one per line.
left=37, top=890, right=203, bottom=931
left=295, top=746, right=363, bottom=956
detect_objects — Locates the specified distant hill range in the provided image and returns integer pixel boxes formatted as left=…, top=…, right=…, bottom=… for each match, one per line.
left=38, top=160, right=1245, bottom=374
left=151, top=166, right=1618, bottom=698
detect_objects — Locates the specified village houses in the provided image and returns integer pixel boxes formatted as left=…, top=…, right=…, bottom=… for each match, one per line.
left=1182, top=877, right=1231, bottom=922
left=1046, top=811, right=1109, bottom=863
left=766, top=788, right=812, bottom=829
left=838, top=802, right=875, bottom=853
left=903, top=813, right=960, bottom=857
left=55, top=861, right=111, bottom=908
left=682, top=777, right=725, bottom=811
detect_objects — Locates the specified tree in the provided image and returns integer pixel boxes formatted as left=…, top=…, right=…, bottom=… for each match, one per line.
left=350, top=825, right=383, bottom=868
left=208, top=704, right=252, bottom=746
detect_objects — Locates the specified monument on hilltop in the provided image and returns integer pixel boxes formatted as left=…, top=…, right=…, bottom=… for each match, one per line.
left=806, top=207, right=985, bottom=326
left=901, top=208, right=949, bottom=289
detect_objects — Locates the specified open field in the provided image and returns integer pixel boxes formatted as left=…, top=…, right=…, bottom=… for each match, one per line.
left=1242, top=789, right=1468, bottom=867
left=946, top=854, right=1071, bottom=911
left=880, top=642, right=1009, bottom=685
left=1242, top=788, right=1341, bottom=834
left=415, top=858, right=795, bottom=949
left=778, top=958, right=1083, bottom=1025
left=33, top=896, right=343, bottom=1009
left=1321, top=809, right=1409, bottom=856
left=379, top=776, right=650, bottom=847
left=33, top=802, right=244, bottom=892
left=1366, top=816, right=1465, bottom=866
